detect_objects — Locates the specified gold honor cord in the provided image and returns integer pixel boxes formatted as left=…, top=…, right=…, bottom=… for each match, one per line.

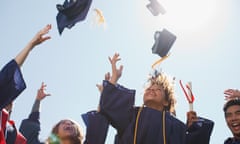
left=134, top=105, right=144, bottom=144
left=163, top=110, right=166, bottom=144
left=133, top=106, right=166, bottom=144
left=151, top=54, right=170, bottom=69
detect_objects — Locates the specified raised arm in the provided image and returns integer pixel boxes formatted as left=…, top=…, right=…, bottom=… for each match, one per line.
left=19, top=82, right=50, bottom=144
left=99, top=53, right=135, bottom=135
left=31, top=82, right=51, bottom=113
left=15, top=24, right=51, bottom=67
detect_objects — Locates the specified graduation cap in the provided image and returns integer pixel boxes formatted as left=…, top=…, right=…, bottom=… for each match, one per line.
left=56, top=0, right=93, bottom=35
left=146, top=0, right=166, bottom=16
left=152, top=29, right=177, bottom=57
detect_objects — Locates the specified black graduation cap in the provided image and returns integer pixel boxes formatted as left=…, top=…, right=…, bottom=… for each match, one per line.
left=56, top=0, right=93, bottom=35
left=152, top=28, right=177, bottom=57
left=146, top=0, right=166, bottom=16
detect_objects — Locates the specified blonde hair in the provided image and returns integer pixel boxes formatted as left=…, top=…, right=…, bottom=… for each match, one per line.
left=146, top=70, right=176, bottom=114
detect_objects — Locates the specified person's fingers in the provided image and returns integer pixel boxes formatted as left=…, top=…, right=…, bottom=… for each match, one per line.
left=224, top=92, right=232, bottom=96
left=41, top=36, right=51, bottom=42
left=119, top=65, right=123, bottom=72
left=40, top=83, right=47, bottom=90
left=41, top=24, right=52, bottom=34
left=187, top=111, right=197, bottom=120
left=105, top=72, right=111, bottom=80
left=46, top=93, right=51, bottom=96
left=108, top=56, right=112, bottom=64
left=96, top=84, right=103, bottom=92
left=116, top=58, right=121, bottom=62
left=113, top=53, right=119, bottom=58
left=224, top=89, right=234, bottom=94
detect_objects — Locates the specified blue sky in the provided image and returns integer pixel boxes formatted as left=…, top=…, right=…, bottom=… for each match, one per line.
left=1, top=0, right=239, bottom=143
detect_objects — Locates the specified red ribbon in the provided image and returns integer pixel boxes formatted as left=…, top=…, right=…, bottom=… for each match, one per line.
left=179, top=80, right=195, bottom=103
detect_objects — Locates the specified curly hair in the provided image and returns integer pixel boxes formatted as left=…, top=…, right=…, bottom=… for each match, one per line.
left=146, top=70, right=176, bottom=114
left=51, top=119, right=83, bottom=144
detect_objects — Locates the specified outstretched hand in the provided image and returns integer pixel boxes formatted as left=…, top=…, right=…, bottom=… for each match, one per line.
left=30, top=24, right=51, bottom=47
left=224, top=89, right=240, bottom=101
left=36, top=82, right=51, bottom=101
left=108, top=53, right=123, bottom=85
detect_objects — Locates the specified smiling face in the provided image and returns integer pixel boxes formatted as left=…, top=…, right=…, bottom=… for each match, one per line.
left=52, top=119, right=83, bottom=144
left=143, top=72, right=176, bottom=113
left=58, top=120, right=77, bottom=138
left=225, top=105, right=240, bottom=139
left=143, top=83, right=167, bottom=111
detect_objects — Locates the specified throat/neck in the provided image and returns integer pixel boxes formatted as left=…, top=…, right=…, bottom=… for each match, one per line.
left=145, top=103, right=164, bottom=111
left=234, top=133, right=240, bottom=140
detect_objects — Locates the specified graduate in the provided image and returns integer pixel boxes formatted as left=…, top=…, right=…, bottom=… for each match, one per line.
left=84, top=53, right=214, bottom=144
left=0, top=24, right=51, bottom=144
left=19, top=82, right=50, bottom=144
left=19, top=83, right=84, bottom=144
left=47, top=119, right=84, bottom=144
left=223, top=89, right=240, bottom=144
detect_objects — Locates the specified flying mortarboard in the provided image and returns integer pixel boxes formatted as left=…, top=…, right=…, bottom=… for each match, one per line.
left=151, top=29, right=176, bottom=68
left=146, top=0, right=166, bottom=16
left=56, top=0, right=93, bottom=35
left=152, top=29, right=177, bottom=57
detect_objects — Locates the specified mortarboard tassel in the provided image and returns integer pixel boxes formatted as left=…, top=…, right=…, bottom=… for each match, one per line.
left=151, top=54, right=170, bottom=69
left=92, top=8, right=106, bottom=28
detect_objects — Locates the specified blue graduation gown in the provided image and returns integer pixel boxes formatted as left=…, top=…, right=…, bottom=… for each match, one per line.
left=82, top=111, right=109, bottom=144
left=19, top=112, right=44, bottom=144
left=224, top=138, right=240, bottom=144
left=99, top=80, right=186, bottom=144
left=186, top=117, right=214, bottom=144
left=0, top=60, right=26, bottom=110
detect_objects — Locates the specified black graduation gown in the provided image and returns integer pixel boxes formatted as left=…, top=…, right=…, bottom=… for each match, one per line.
left=19, top=112, right=44, bottom=144
left=99, top=80, right=186, bottom=144
left=82, top=111, right=109, bottom=144
left=0, top=59, right=26, bottom=110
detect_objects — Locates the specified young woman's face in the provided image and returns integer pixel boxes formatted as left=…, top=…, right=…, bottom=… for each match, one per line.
left=143, top=83, right=167, bottom=110
left=57, top=120, right=78, bottom=143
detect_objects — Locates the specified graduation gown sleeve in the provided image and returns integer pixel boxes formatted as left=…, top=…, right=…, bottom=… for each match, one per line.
left=19, top=112, right=43, bottom=144
left=186, top=117, right=214, bottom=144
left=99, top=80, right=135, bottom=135
left=82, top=111, right=109, bottom=144
left=0, top=59, right=26, bottom=110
